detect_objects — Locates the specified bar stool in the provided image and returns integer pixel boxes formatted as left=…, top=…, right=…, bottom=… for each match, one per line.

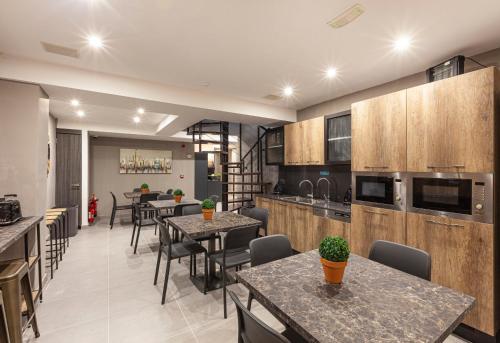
left=0, top=260, right=40, bottom=343
left=0, top=290, right=10, bottom=343
left=46, top=208, right=69, bottom=248
left=45, top=213, right=65, bottom=257
left=45, top=219, right=59, bottom=279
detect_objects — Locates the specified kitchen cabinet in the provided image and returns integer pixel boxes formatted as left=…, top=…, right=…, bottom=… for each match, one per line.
left=325, top=111, right=351, bottom=164
left=284, top=117, right=324, bottom=165
left=273, top=200, right=290, bottom=238
left=350, top=204, right=406, bottom=257
left=407, top=67, right=496, bottom=173
left=255, top=197, right=275, bottom=235
left=288, top=203, right=313, bottom=252
left=406, top=212, right=495, bottom=335
left=351, top=90, right=406, bottom=172
left=312, top=215, right=350, bottom=248
left=265, top=127, right=284, bottom=165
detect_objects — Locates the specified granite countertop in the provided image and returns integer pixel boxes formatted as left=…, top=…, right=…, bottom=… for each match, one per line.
left=148, top=199, right=201, bottom=209
left=167, top=212, right=262, bottom=239
left=256, top=194, right=351, bottom=214
left=123, top=191, right=164, bottom=199
left=237, top=250, right=475, bottom=343
left=0, top=216, right=43, bottom=254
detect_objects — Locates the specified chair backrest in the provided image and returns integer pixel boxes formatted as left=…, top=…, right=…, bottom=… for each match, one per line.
left=249, top=235, right=292, bottom=267
left=133, top=188, right=141, bottom=192
left=110, top=192, right=117, bottom=208
left=224, top=225, right=259, bottom=256
left=182, top=204, right=202, bottom=216
left=166, top=189, right=173, bottom=194
left=228, top=289, right=290, bottom=343
left=208, top=195, right=219, bottom=211
left=133, top=203, right=142, bottom=221
left=154, top=219, right=173, bottom=256
left=241, top=207, right=268, bottom=235
left=139, top=192, right=159, bottom=203
left=157, top=194, right=174, bottom=201
left=368, top=240, right=431, bottom=281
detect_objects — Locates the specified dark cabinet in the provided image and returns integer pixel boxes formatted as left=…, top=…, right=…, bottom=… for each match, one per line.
left=325, top=111, right=351, bottom=164
left=265, top=127, right=284, bottom=165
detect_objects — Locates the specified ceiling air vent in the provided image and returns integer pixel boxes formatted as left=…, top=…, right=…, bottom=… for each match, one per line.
left=41, top=42, right=79, bottom=58
left=263, top=94, right=282, bottom=101
left=327, top=3, right=365, bottom=29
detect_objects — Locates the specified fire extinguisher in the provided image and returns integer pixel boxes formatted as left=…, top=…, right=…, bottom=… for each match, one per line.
left=88, top=194, right=99, bottom=225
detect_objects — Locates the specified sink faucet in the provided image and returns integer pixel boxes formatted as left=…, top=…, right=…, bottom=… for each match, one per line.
left=299, top=179, right=314, bottom=199
left=317, top=178, right=331, bottom=202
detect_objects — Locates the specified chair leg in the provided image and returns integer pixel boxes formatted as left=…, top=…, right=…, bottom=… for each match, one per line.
left=194, top=256, right=197, bottom=276
left=247, top=292, right=254, bottom=311
left=154, top=246, right=162, bottom=285
left=203, top=254, right=208, bottom=295
left=154, top=224, right=157, bottom=236
left=161, top=259, right=171, bottom=305
left=110, top=207, right=116, bottom=229
left=222, top=266, right=227, bottom=319
left=217, top=236, right=222, bottom=250
left=21, top=273, right=40, bottom=337
left=189, top=255, right=193, bottom=277
left=130, top=222, right=137, bottom=246
left=133, top=225, right=141, bottom=254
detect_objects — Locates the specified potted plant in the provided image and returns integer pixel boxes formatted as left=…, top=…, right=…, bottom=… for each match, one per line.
left=173, top=189, right=184, bottom=203
left=319, top=236, right=350, bottom=284
left=201, top=198, right=215, bottom=220
left=140, top=183, right=150, bottom=193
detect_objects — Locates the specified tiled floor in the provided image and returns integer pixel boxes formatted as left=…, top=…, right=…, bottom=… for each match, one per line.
left=25, top=219, right=468, bottom=342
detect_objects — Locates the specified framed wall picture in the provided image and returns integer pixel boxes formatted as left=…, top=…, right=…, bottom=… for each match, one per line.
left=119, top=149, right=172, bottom=174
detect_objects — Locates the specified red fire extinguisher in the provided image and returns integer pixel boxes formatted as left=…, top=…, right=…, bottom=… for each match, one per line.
left=88, top=194, right=99, bottom=225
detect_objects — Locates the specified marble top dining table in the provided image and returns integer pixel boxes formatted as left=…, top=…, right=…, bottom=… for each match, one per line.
left=236, top=250, right=475, bottom=343
left=123, top=191, right=164, bottom=199
left=148, top=199, right=200, bottom=209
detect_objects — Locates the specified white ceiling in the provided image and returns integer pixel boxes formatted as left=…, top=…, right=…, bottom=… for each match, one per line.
left=2, top=0, right=500, bottom=114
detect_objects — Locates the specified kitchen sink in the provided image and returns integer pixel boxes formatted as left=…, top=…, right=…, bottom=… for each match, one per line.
left=279, top=196, right=315, bottom=204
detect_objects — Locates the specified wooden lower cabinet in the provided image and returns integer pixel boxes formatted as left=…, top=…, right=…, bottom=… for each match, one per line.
left=406, top=212, right=495, bottom=335
left=273, top=201, right=290, bottom=237
left=350, top=204, right=406, bottom=257
left=312, top=215, right=350, bottom=248
left=256, top=197, right=275, bottom=235
left=288, top=203, right=312, bottom=253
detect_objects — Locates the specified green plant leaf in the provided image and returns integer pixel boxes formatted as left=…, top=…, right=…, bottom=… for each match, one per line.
left=319, top=236, right=350, bottom=262
left=173, top=189, right=184, bottom=196
left=201, top=198, right=215, bottom=209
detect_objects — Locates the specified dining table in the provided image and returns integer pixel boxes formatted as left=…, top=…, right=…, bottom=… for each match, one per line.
left=167, top=211, right=261, bottom=292
left=236, top=250, right=475, bottom=343
left=123, top=191, right=164, bottom=200
left=147, top=199, right=201, bottom=210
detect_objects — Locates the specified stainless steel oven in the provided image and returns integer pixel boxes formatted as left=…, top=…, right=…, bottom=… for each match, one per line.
left=407, top=172, right=493, bottom=223
left=352, top=172, right=406, bottom=211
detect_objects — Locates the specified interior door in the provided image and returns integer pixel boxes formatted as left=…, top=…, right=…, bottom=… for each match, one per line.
left=56, top=129, right=82, bottom=225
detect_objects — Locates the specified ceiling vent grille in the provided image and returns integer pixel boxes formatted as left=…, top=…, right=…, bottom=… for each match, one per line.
left=327, top=4, right=365, bottom=29
left=263, top=94, right=282, bottom=101
left=41, top=42, right=79, bottom=58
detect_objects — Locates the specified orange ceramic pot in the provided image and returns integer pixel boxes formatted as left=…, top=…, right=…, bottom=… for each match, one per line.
left=141, top=188, right=150, bottom=193
left=320, top=258, right=347, bottom=284
left=202, top=208, right=214, bottom=220
left=174, top=195, right=182, bottom=203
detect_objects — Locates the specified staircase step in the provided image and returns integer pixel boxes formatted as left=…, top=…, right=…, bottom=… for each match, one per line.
left=223, top=182, right=266, bottom=185
left=224, top=191, right=263, bottom=195
left=193, top=139, right=222, bottom=144
left=223, top=172, right=260, bottom=175
left=227, top=198, right=253, bottom=204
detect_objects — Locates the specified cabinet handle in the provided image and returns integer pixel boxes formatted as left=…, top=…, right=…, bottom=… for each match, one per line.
left=425, top=220, right=464, bottom=228
left=364, top=166, right=389, bottom=169
left=363, top=210, right=388, bottom=216
left=427, top=164, right=465, bottom=169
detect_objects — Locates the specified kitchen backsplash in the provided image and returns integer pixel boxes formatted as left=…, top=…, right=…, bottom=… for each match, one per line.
left=277, top=164, right=351, bottom=202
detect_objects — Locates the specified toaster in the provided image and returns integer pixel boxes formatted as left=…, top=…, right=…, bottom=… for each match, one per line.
left=0, top=197, right=22, bottom=226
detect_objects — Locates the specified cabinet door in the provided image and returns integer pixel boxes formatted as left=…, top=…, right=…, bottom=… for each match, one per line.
left=284, top=122, right=303, bottom=165
left=406, top=213, right=495, bottom=335
left=350, top=204, right=406, bottom=257
left=256, top=197, right=275, bottom=235
left=273, top=201, right=290, bottom=237
left=266, top=127, right=284, bottom=165
left=303, top=117, right=325, bottom=165
left=288, top=204, right=312, bottom=252
left=312, top=216, right=350, bottom=249
left=351, top=90, right=406, bottom=172
left=326, top=113, right=351, bottom=163
left=407, top=67, right=494, bottom=173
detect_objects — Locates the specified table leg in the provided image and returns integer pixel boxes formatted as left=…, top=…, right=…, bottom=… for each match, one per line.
left=208, top=233, right=216, bottom=280
left=36, top=223, right=43, bottom=302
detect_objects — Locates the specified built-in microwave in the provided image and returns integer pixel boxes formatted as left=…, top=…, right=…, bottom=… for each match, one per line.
left=352, top=172, right=406, bottom=211
left=407, top=172, right=493, bottom=224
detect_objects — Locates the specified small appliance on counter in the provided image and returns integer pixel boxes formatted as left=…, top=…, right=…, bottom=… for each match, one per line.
left=273, top=178, right=285, bottom=195
left=343, top=186, right=352, bottom=205
left=0, top=194, right=23, bottom=226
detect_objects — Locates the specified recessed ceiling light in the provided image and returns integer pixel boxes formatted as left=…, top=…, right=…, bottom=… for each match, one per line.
left=393, top=36, right=412, bottom=52
left=76, top=110, right=85, bottom=117
left=282, top=86, right=294, bottom=97
left=70, top=99, right=80, bottom=107
left=87, top=35, right=103, bottom=49
left=137, top=108, right=145, bottom=114
left=326, top=67, right=338, bottom=79
left=133, top=116, right=141, bottom=123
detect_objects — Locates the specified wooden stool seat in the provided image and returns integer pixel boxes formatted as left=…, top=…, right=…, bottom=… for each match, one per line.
left=0, top=260, right=39, bottom=342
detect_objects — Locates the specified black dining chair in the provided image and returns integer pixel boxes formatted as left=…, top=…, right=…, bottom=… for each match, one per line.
left=133, top=188, right=141, bottom=192
left=208, top=194, right=219, bottom=211
left=241, top=206, right=269, bottom=237
left=166, top=188, right=173, bottom=194
left=131, top=202, right=158, bottom=254
left=109, top=192, right=133, bottom=229
left=228, top=289, right=307, bottom=343
left=247, top=235, right=292, bottom=310
left=158, top=194, right=174, bottom=201
left=209, top=225, right=260, bottom=318
left=368, top=240, right=431, bottom=281
left=153, top=219, right=208, bottom=304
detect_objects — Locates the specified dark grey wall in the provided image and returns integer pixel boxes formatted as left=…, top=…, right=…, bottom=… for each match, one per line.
left=278, top=165, right=351, bottom=202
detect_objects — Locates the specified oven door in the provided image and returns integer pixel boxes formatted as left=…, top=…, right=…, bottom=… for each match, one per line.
left=352, top=172, right=406, bottom=211
left=412, top=177, right=472, bottom=215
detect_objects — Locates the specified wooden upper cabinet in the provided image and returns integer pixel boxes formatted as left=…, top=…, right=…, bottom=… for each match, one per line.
left=351, top=90, right=407, bottom=172
left=407, top=67, right=496, bottom=172
left=302, top=117, right=325, bottom=165
left=285, top=117, right=325, bottom=165
left=350, top=204, right=406, bottom=257
left=406, top=212, right=495, bottom=335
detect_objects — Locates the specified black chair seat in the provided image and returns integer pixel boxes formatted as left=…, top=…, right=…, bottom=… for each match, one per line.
left=116, top=204, right=133, bottom=210
left=139, top=218, right=157, bottom=227
left=167, top=240, right=207, bottom=259
left=210, top=250, right=251, bottom=268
